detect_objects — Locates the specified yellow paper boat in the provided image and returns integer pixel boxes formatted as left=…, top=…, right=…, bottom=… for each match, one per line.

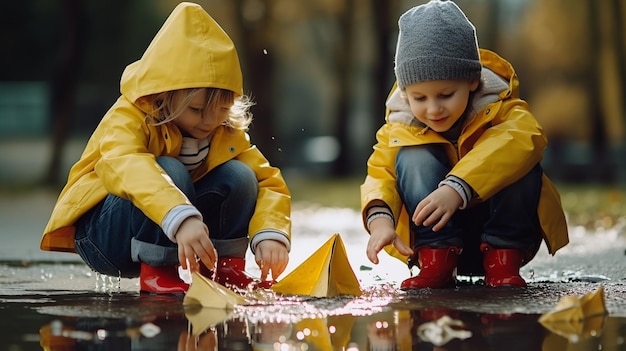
left=183, top=271, right=247, bottom=308
left=271, top=233, right=362, bottom=297
left=538, top=286, right=607, bottom=339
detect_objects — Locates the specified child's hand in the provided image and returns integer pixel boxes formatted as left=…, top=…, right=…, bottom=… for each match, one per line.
left=254, top=240, right=288, bottom=282
left=175, top=217, right=217, bottom=272
left=412, top=185, right=462, bottom=232
left=367, top=218, right=413, bottom=264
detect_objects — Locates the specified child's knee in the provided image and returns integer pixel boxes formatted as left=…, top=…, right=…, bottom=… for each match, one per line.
left=224, top=160, right=258, bottom=195
left=156, top=156, right=193, bottom=192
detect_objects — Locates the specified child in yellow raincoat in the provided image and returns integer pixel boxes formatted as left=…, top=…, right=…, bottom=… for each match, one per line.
left=41, top=2, right=291, bottom=294
left=361, top=0, right=568, bottom=289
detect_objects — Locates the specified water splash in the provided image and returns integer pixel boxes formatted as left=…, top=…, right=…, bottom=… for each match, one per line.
left=94, top=271, right=122, bottom=295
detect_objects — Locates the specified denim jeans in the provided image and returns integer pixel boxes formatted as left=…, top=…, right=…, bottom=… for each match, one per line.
left=74, top=157, right=258, bottom=278
left=395, top=145, right=543, bottom=274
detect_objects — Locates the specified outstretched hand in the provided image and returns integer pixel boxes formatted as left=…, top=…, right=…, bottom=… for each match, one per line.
left=366, top=217, right=414, bottom=264
left=254, top=240, right=289, bottom=281
left=175, top=217, right=217, bottom=272
left=412, top=185, right=462, bottom=232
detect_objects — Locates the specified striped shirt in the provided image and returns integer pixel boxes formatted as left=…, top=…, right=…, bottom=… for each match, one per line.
left=178, top=136, right=209, bottom=171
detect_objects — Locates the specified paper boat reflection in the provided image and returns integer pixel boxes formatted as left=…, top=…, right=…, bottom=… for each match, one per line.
left=293, top=314, right=356, bottom=350
left=272, top=233, right=362, bottom=297
left=538, top=285, right=607, bottom=339
left=182, top=272, right=246, bottom=335
left=184, top=304, right=234, bottom=336
left=183, top=272, right=247, bottom=308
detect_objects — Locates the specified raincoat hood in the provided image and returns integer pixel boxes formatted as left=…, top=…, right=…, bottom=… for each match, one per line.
left=120, top=2, right=243, bottom=105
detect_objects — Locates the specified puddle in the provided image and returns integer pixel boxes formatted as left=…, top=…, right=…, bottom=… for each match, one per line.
left=1, top=263, right=626, bottom=351
left=1, top=204, right=624, bottom=350
left=3, top=291, right=626, bottom=350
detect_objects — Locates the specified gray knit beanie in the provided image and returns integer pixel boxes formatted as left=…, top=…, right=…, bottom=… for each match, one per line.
left=394, top=0, right=482, bottom=89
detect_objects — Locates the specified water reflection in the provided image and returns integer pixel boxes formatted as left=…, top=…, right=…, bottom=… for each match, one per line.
left=416, top=315, right=472, bottom=346
left=29, top=292, right=626, bottom=351
left=3, top=262, right=625, bottom=350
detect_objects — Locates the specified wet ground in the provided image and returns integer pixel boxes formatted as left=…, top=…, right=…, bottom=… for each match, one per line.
left=1, top=191, right=626, bottom=350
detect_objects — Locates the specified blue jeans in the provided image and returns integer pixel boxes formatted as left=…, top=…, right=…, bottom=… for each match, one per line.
left=74, top=157, right=258, bottom=278
left=396, top=145, right=542, bottom=274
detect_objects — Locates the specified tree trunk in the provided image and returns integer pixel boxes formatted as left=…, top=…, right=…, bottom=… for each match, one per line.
left=482, top=0, right=500, bottom=50
left=586, top=0, right=610, bottom=181
left=45, top=0, right=85, bottom=185
left=372, top=0, right=394, bottom=118
left=609, top=0, right=626, bottom=182
left=233, top=0, right=279, bottom=166
left=610, top=0, right=626, bottom=130
left=331, top=0, right=355, bottom=176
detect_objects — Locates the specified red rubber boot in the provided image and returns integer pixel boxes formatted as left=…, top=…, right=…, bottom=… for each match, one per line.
left=139, top=263, right=189, bottom=294
left=480, top=243, right=527, bottom=287
left=400, top=246, right=461, bottom=290
left=216, top=257, right=276, bottom=290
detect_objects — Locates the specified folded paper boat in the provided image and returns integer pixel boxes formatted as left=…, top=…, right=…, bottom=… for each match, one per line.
left=271, top=233, right=362, bottom=297
left=182, top=272, right=247, bottom=335
left=183, top=271, right=247, bottom=308
left=538, top=285, right=607, bottom=339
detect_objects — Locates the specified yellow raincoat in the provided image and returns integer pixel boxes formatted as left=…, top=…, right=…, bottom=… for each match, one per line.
left=41, top=2, right=291, bottom=253
left=361, top=49, right=568, bottom=263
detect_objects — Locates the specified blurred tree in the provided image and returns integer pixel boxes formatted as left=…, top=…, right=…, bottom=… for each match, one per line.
left=44, top=1, right=164, bottom=184
left=45, top=0, right=86, bottom=185
left=232, top=0, right=279, bottom=166
left=332, top=0, right=398, bottom=176
left=331, top=0, right=354, bottom=176
left=0, top=1, right=60, bottom=80
left=482, top=0, right=499, bottom=50
left=4, top=0, right=625, bottom=185
left=609, top=0, right=626, bottom=137
left=586, top=0, right=615, bottom=182
left=519, top=0, right=625, bottom=182
left=372, top=0, right=395, bottom=112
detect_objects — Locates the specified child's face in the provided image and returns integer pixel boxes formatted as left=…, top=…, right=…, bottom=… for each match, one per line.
left=405, top=79, right=479, bottom=133
left=172, top=91, right=233, bottom=139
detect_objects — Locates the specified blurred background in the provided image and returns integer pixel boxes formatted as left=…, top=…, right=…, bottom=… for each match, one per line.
left=1, top=0, right=625, bottom=201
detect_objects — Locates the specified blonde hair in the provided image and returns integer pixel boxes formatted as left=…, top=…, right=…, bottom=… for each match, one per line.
left=149, top=88, right=253, bottom=130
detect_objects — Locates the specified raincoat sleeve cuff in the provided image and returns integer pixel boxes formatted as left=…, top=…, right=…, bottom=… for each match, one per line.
left=365, top=205, right=395, bottom=230
left=250, top=230, right=291, bottom=254
left=162, top=205, right=203, bottom=243
left=439, top=176, right=472, bottom=210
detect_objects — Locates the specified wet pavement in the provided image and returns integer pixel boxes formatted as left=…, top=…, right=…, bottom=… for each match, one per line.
left=1, top=192, right=626, bottom=350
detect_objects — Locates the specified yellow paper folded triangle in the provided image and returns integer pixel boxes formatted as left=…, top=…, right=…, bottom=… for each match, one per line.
left=271, top=233, right=362, bottom=297
left=538, top=285, right=607, bottom=339
left=183, top=272, right=247, bottom=308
